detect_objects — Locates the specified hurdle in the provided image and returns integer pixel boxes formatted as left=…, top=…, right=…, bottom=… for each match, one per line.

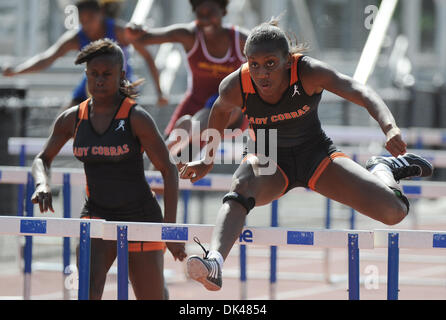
left=0, top=215, right=375, bottom=300
left=1, top=165, right=445, bottom=299
left=2, top=216, right=445, bottom=300
left=6, top=127, right=446, bottom=299
left=374, top=229, right=446, bottom=300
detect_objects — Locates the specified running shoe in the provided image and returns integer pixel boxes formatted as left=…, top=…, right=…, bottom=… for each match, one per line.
left=366, top=153, right=433, bottom=181
left=186, top=237, right=222, bottom=291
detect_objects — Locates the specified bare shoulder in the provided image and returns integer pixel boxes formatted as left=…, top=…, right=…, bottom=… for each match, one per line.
left=129, top=104, right=157, bottom=130
left=54, top=105, right=79, bottom=137
left=219, top=69, right=243, bottom=106
left=300, top=55, right=337, bottom=76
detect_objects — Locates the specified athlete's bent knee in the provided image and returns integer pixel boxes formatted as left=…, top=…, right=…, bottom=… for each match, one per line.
left=380, top=203, right=407, bottom=226
left=223, top=192, right=255, bottom=214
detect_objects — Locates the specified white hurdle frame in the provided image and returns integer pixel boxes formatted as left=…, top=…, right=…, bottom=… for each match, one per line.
left=1, top=165, right=446, bottom=300
left=0, top=215, right=374, bottom=299
left=1, top=216, right=445, bottom=300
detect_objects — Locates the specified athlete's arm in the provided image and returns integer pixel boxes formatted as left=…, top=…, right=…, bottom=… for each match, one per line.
left=180, top=70, right=244, bottom=182
left=31, top=107, right=78, bottom=213
left=3, top=30, right=78, bottom=77
left=125, top=22, right=196, bottom=51
left=300, top=56, right=406, bottom=157
left=130, top=106, right=186, bottom=261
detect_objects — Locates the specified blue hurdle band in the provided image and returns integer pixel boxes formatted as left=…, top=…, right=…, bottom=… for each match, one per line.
left=270, top=200, right=279, bottom=300
left=348, top=233, right=360, bottom=300
left=117, top=225, right=129, bottom=300
left=63, top=174, right=71, bottom=274
left=78, top=222, right=91, bottom=300
left=387, top=233, right=399, bottom=300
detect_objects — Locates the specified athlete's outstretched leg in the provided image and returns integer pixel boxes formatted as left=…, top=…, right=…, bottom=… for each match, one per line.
left=314, top=153, right=433, bottom=225
left=186, top=155, right=288, bottom=291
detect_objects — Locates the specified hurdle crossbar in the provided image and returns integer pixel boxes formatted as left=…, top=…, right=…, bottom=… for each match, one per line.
left=2, top=216, right=446, bottom=300
left=0, top=216, right=374, bottom=249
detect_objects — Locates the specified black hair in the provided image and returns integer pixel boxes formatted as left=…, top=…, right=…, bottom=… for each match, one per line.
left=75, top=0, right=101, bottom=13
left=100, top=0, right=123, bottom=18
left=75, top=38, right=141, bottom=98
left=244, top=15, right=308, bottom=58
left=189, top=0, right=229, bottom=11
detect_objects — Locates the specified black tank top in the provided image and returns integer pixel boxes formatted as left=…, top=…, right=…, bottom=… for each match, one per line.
left=240, top=54, right=327, bottom=148
left=73, top=97, right=154, bottom=216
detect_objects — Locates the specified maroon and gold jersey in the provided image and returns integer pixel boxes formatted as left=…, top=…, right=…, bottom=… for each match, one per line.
left=164, top=23, right=246, bottom=135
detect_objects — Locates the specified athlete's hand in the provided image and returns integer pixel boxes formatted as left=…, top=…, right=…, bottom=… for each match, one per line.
left=2, top=66, right=16, bottom=77
left=385, top=127, right=407, bottom=157
left=166, top=242, right=187, bottom=261
left=179, top=159, right=214, bottom=183
left=124, top=23, right=146, bottom=41
left=31, top=183, right=54, bottom=213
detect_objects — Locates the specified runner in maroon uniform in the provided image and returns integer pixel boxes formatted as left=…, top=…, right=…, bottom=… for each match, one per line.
left=31, top=39, right=186, bottom=299
left=126, top=0, right=249, bottom=164
left=180, top=18, right=433, bottom=291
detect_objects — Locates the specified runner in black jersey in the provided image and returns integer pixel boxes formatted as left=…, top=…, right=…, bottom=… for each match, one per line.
left=31, top=39, right=186, bottom=299
left=179, top=18, right=433, bottom=291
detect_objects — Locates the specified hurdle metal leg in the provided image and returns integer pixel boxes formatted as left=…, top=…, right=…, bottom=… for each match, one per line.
left=387, top=233, right=399, bottom=300
left=78, top=222, right=91, bottom=300
left=348, top=233, right=360, bottom=300
left=117, top=225, right=129, bottom=300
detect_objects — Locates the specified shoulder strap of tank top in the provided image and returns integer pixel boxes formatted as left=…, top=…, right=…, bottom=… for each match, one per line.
left=74, top=98, right=90, bottom=139
left=231, top=25, right=245, bottom=62
left=240, top=63, right=255, bottom=94
left=115, top=97, right=137, bottom=119
left=78, top=98, right=90, bottom=120
left=290, top=53, right=303, bottom=86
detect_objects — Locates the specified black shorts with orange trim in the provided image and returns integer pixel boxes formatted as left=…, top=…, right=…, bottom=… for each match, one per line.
left=243, top=136, right=348, bottom=195
left=277, top=137, right=348, bottom=193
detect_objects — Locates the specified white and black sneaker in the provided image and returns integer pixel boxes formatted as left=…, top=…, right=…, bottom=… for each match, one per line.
left=366, top=153, right=433, bottom=181
left=186, top=237, right=222, bottom=291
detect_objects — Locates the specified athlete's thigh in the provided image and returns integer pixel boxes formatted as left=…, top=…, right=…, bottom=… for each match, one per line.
left=128, top=250, right=164, bottom=300
left=231, top=154, right=288, bottom=207
left=314, top=157, right=396, bottom=213
left=76, top=238, right=116, bottom=297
